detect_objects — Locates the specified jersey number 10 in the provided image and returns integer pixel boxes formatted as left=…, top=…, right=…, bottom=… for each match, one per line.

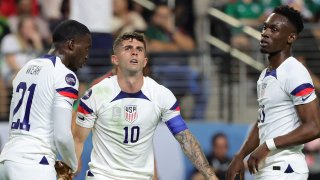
left=11, top=82, right=37, bottom=131
left=123, top=126, right=140, bottom=143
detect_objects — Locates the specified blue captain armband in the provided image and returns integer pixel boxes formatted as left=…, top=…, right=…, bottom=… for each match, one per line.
left=165, top=115, right=188, bottom=135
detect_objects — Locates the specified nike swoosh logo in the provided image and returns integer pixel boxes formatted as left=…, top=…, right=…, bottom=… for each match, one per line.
left=302, top=93, right=312, bottom=101
left=78, top=116, right=85, bottom=120
left=64, top=100, right=72, bottom=106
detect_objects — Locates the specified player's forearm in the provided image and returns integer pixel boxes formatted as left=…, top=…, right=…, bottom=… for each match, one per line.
left=74, top=137, right=84, bottom=164
left=274, top=122, right=320, bottom=149
left=236, top=122, right=260, bottom=159
left=274, top=100, right=320, bottom=149
left=175, top=130, right=216, bottom=179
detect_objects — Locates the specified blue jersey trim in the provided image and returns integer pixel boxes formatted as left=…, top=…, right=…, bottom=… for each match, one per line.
left=111, top=91, right=150, bottom=102
left=264, top=69, right=277, bottom=79
left=165, top=115, right=188, bottom=135
left=170, top=101, right=179, bottom=110
left=79, top=100, right=94, bottom=114
left=40, top=54, right=56, bottom=66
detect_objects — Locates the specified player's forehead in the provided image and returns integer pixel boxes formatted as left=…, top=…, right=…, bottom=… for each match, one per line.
left=120, top=38, right=145, bottom=48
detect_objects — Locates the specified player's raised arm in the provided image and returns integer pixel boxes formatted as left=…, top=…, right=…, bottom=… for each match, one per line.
left=174, top=129, right=218, bottom=180
left=226, top=122, right=259, bottom=180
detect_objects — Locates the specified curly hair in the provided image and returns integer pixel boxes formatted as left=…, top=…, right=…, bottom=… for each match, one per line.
left=273, top=5, right=304, bottom=34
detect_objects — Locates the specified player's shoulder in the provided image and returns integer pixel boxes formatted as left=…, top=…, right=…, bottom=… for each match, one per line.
left=281, top=57, right=306, bottom=73
left=144, top=76, right=172, bottom=94
left=278, top=57, right=309, bottom=79
left=88, top=75, right=118, bottom=99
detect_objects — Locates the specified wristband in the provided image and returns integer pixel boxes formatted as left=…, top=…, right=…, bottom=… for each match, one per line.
left=265, top=139, right=277, bottom=151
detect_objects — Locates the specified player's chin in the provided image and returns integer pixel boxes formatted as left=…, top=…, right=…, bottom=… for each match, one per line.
left=260, top=48, right=269, bottom=54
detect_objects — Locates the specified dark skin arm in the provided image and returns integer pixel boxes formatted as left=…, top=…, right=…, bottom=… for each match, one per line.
left=174, top=129, right=218, bottom=180
left=226, top=122, right=260, bottom=180
left=247, top=98, right=320, bottom=174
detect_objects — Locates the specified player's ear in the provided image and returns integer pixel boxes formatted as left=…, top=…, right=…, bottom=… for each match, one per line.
left=111, top=55, right=119, bottom=65
left=143, top=57, right=148, bottom=68
left=288, top=33, right=297, bottom=44
left=67, top=39, right=75, bottom=50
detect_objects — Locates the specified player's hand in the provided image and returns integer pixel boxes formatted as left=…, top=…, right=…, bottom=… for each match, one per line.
left=55, top=161, right=74, bottom=180
left=247, top=143, right=269, bottom=174
left=226, top=154, right=245, bottom=180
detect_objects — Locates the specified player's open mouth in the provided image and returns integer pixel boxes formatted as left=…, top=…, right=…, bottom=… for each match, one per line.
left=130, top=59, right=138, bottom=64
left=260, top=40, right=268, bottom=47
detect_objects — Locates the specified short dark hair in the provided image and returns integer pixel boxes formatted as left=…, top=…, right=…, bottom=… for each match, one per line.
left=112, top=32, right=147, bottom=55
left=52, top=20, right=90, bottom=44
left=273, top=5, right=304, bottom=34
left=211, top=132, right=228, bottom=146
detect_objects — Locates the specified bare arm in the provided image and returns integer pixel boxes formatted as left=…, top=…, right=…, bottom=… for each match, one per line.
left=226, top=122, right=259, bottom=180
left=174, top=129, right=217, bottom=179
left=72, top=115, right=91, bottom=171
left=274, top=99, right=320, bottom=148
left=235, top=122, right=260, bottom=159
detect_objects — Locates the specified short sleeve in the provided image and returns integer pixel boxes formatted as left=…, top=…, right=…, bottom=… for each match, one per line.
left=159, top=86, right=180, bottom=123
left=284, top=64, right=316, bottom=105
left=159, top=86, right=188, bottom=135
left=76, top=88, right=97, bottom=128
left=54, top=69, right=79, bottom=110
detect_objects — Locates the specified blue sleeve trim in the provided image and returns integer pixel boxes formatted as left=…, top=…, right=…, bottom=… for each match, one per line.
left=165, top=115, right=188, bottom=135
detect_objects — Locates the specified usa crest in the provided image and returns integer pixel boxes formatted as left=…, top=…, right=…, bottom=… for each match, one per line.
left=124, top=105, right=138, bottom=123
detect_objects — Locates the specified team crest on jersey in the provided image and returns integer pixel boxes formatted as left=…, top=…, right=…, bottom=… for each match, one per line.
left=124, top=105, right=138, bottom=123
left=65, top=73, right=76, bottom=86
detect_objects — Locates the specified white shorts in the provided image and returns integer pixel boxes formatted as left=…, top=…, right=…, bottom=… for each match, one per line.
left=254, top=172, right=308, bottom=180
left=0, top=160, right=56, bottom=180
left=85, top=170, right=153, bottom=180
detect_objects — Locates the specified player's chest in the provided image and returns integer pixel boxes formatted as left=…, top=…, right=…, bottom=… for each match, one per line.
left=97, top=98, right=160, bottom=127
left=257, top=77, right=289, bottom=105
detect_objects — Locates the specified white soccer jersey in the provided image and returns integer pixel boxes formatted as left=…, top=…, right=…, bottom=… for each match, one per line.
left=0, top=55, right=79, bottom=165
left=76, top=76, right=187, bottom=180
left=256, top=57, right=316, bottom=175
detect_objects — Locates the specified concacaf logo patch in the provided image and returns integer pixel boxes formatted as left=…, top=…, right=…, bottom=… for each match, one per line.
left=65, top=73, right=76, bottom=86
left=82, top=89, right=92, bottom=100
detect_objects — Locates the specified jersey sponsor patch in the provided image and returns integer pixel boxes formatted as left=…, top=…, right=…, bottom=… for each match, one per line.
left=78, top=114, right=85, bottom=121
left=65, top=73, right=76, bottom=86
left=82, top=89, right=92, bottom=100
left=124, top=105, right=138, bottom=123
left=302, top=93, right=313, bottom=102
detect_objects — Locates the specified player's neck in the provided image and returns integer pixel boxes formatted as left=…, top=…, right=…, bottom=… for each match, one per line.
left=268, top=51, right=291, bottom=70
left=116, top=73, right=144, bottom=93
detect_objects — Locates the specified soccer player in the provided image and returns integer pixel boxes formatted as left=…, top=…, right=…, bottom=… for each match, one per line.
left=226, top=5, right=320, bottom=180
left=0, top=20, right=92, bottom=180
left=73, top=32, right=218, bottom=180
